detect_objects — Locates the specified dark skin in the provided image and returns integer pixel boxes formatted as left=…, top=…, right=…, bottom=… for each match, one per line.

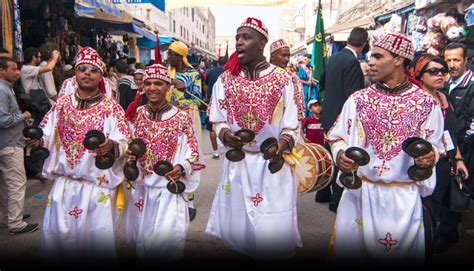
left=126, top=78, right=183, bottom=182
left=270, top=47, right=290, bottom=69
left=223, top=28, right=290, bottom=159
left=25, top=64, right=113, bottom=155
left=235, top=27, right=267, bottom=73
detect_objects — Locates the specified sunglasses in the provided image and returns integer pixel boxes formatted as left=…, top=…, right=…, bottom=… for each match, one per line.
left=167, top=51, right=180, bottom=57
left=76, top=65, right=100, bottom=74
left=424, top=67, right=448, bottom=76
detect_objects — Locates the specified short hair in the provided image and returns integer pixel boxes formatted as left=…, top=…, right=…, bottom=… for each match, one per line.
left=0, top=57, right=15, bottom=70
left=444, top=42, right=467, bottom=58
left=347, top=27, right=369, bottom=47
left=39, top=43, right=57, bottom=62
left=24, top=47, right=40, bottom=63
left=114, top=60, right=128, bottom=74
left=0, top=48, right=9, bottom=54
left=218, top=56, right=227, bottom=66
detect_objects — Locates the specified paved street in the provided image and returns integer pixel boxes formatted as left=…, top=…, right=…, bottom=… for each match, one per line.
left=0, top=130, right=473, bottom=267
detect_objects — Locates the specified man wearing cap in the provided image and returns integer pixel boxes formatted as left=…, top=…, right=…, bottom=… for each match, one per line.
left=26, top=47, right=129, bottom=261
left=58, top=47, right=114, bottom=98
left=124, top=64, right=205, bottom=261
left=167, top=41, right=203, bottom=221
left=326, top=33, right=444, bottom=262
left=270, top=39, right=305, bottom=122
left=206, top=17, right=301, bottom=259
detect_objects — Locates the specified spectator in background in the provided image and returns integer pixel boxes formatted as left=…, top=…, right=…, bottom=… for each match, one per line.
left=442, top=42, right=474, bottom=238
left=204, top=56, right=227, bottom=159
left=0, top=57, right=38, bottom=235
left=318, top=27, right=368, bottom=211
left=301, top=99, right=324, bottom=146
left=298, top=53, right=318, bottom=116
left=133, top=69, right=144, bottom=89
left=38, top=44, right=58, bottom=105
left=116, top=59, right=139, bottom=111
left=20, top=47, right=60, bottom=124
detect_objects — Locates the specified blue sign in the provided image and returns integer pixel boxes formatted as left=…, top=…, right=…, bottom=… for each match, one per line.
left=122, top=0, right=165, bottom=12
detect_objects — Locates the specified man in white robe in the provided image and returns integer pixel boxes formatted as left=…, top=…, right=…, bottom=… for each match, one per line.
left=124, top=64, right=205, bottom=261
left=327, top=33, right=445, bottom=264
left=58, top=48, right=114, bottom=98
left=205, top=17, right=301, bottom=260
left=26, top=47, right=129, bottom=262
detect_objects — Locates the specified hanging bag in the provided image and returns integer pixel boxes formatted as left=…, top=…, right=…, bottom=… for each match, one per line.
left=449, top=171, right=472, bottom=212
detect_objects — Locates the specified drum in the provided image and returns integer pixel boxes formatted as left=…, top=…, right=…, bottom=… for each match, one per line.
left=293, top=143, right=334, bottom=195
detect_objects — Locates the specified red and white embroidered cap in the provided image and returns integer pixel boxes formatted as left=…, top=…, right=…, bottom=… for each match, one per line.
left=238, top=17, right=269, bottom=41
left=270, top=39, right=289, bottom=55
left=373, top=32, right=414, bottom=61
left=74, top=47, right=105, bottom=73
left=144, top=64, right=172, bottom=83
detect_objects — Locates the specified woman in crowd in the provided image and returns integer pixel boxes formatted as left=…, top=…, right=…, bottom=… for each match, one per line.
left=413, top=54, right=469, bottom=254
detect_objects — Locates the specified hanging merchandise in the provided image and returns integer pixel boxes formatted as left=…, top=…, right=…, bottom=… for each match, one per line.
left=13, top=0, right=22, bottom=61
left=466, top=3, right=474, bottom=26
left=383, top=14, right=403, bottom=33
left=446, top=25, right=470, bottom=41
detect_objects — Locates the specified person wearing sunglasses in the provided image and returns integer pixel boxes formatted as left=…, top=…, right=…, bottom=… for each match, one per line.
left=25, top=47, right=129, bottom=262
left=413, top=54, right=469, bottom=254
left=58, top=47, right=114, bottom=99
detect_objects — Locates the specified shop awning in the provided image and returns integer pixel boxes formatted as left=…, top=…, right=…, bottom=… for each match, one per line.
left=75, top=0, right=132, bottom=23
left=137, top=36, right=175, bottom=49
left=375, top=3, right=416, bottom=22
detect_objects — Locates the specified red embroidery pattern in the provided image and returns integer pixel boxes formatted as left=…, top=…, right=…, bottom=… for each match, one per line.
left=291, top=74, right=305, bottom=121
left=52, top=94, right=129, bottom=169
left=425, top=129, right=434, bottom=140
left=374, top=160, right=390, bottom=177
left=96, top=175, right=109, bottom=186
left=131, top=107, right=203, bottom=176
left=347, top=119, right=352, bottom=135
left=69, top=206, right=83, bottom=219
left=379, top=232, right=398, bottom=251
left=135, top=199, right=144, bottom=212
left=220, top=69, right=289, bottom=133
left=354, top=87, right=434, bottom=161
left=251, top=193, right=264, bottom=207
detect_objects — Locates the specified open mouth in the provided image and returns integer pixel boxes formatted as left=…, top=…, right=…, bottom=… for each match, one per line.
left=236, top=49, right=245, bottom=58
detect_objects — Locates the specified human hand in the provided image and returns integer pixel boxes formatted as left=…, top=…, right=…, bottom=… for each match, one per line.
left=338, top=152, right=359, bottom=173
left=97, top=138, right=114, bottom=156
left=52, top=50, right=60, bottom=60
left=456, top=160, right=469, bottom=180
left=24, top=137, right=42, bottom=147
left=223, top=130, right=244, bottom=149
left=23, top=111, right=32, bottom=120
left=415, top=150, right=435, bottom=168
left=165, top=165, right=183, bottom=182
left=125, top=149, right=137, bottom=165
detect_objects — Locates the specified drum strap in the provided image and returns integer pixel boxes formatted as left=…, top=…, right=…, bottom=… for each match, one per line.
left=361, top=176, right=416, bottom=186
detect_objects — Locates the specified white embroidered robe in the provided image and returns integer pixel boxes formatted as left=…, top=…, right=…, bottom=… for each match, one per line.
left=125, top=105, right=205, bottom=261
left=39, top=93, right=129, bottom=260
left=205, top=65, right=302, bottom=259
left=327, top=84, right=445, bottom=263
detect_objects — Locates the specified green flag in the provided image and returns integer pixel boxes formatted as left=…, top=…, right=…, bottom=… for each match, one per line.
left=310, top=0, right=327, bottom=83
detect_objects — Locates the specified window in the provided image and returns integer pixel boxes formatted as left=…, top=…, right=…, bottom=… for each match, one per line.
left=180, top=26, right=183, bottom=37
left=192, top=8, right=195, bottom=22
left=173, top=20, right=176, bottom=33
